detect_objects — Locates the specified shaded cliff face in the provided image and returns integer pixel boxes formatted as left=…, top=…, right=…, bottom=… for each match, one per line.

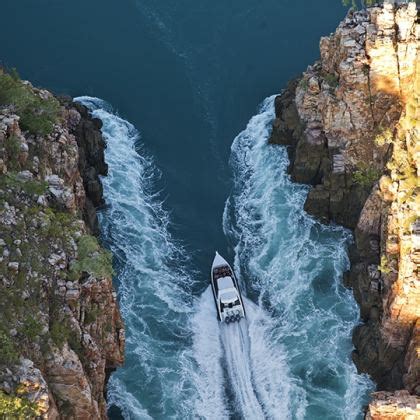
left=0, top=73, right=124, bottom=418
left=270, top=2, right=419, bottom=416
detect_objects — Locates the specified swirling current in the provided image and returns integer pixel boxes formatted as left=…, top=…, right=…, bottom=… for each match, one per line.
left=76, top=95, right=373, bottom=419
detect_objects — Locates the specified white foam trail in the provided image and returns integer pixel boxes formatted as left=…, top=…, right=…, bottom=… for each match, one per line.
left=224, top=96, right=374, bottom=419
left=107, top=378, right=153, bottom=420
left=220, top=296, right=300, bottom=420
left=245, top=297, right=306, bottom=419
left=221, top=319, right=264, bottom=419
left=74, top=94, right=373, bottom=419
left=185, top=287, right=229, bottom=420
left=189, top=286, right=301, bottom=419
left=77, top=95, right=296, bottom=420
left=74, top=96, right=205, bottom=418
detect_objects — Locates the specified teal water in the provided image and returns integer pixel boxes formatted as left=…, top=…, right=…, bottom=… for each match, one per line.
left=1, top=0, right=348, bottom=264
left=223, top=98, right=373, bottom=418
left=74, top=95, right=373, bottom=418
left=3, top=0, right=375, bottom=418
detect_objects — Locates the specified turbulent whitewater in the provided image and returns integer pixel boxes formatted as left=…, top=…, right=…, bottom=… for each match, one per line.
left=73, top=97, right=286, bottom=419
left=75, top=97, right=200, bottom=418
left=75, top=95, right=372, bottom=419
left=223, top=96, right=374, bottom=419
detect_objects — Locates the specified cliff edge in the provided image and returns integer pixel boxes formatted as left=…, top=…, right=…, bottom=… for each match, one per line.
left=0, top=71, right=124, bottom=418
left=270, top=2, right=419, bottom=416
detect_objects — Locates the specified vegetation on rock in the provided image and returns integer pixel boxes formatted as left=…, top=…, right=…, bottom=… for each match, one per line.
left=0, top=69, right=60, bottom=136
left=0, top=172, right=48, bottom=196
left=298, top=78, right=309, bottom=91
left=342, top=0, right=420, bottom=8
left=0, top=330, right=18, bottom=365
left=271, top=3, right=419, bottom=412
left=0, top=70, right=124, bottom=417
left=352, top=164, right=381, bottom=188
left=71, top=235, right=114, bottom=279
left=323, top=72, right=339, bottom=89
left=4, top=135, right=20, bottom=170
left=0, top=391, right=39, bottom=419
left=378, top=255, right=391, bottom=275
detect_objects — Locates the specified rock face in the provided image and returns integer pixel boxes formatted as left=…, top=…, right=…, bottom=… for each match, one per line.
left=366, top=390, right=419, bottom=420
left=0, top=76, right=124, bottom=418
left=271, top=2, right=419, bottom=416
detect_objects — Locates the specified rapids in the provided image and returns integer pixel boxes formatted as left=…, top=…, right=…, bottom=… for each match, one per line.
left=76, top=95, right=373, bottom=419
left=2, top=0, right=375, bottom=417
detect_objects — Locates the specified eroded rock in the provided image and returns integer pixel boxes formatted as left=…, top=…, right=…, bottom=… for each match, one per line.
left=0, top=85, right=124, bottom=419
left=271, top=2, right=419, bottom=414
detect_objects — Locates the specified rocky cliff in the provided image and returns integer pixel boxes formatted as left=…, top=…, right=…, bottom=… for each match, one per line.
left=270, top=2, right=419, bottom=416
left=0, top=70, right=124, bottom=418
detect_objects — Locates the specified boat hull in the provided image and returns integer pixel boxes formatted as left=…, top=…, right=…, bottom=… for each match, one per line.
left=210, top=252, right=246, bottom=323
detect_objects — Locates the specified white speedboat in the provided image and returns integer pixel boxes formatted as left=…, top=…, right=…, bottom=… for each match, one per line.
left=210, top=252, right=246, bottom=323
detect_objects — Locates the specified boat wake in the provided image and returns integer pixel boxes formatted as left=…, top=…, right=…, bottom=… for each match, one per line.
left=189, top=287, right=302, bottom=419
left=75, top=96, right=197, bottom=418
left=223, top=95, right=374, bottom=419
left=74, top=94, right=373, bottom=419
left=221, top=297, right=299, bottom=419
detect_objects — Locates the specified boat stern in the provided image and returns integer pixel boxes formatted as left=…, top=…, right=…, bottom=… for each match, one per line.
left=221, top=306, right=245, bottom=324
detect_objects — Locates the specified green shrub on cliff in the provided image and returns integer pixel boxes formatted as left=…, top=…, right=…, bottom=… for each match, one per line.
left=342, top=0, right=383, bottom=8
left=0, top=173, right=48, bottom=196
left=0, top=391, right=39, bottom=419
left=0, top=70, right=60, bottom=136
left=0, top=330, right=18, bottom=365
left=378, top=255, right=391, bottom=275
left=19, top=96, right=60, bottom=136
left=50, top=321, right=69, bottom=349
left=352, top=164, right=381, bottom=187
left=50, top=318, right=82, bottom=356
left=402, top=214, right=418, bottom=234
left=70, top=235, right=113, bottom=279
left=18, top=316, right=43, bottom=341
left=324, top=73, right=339, bottom=89
left=342, top=0, right=356, bottom=7
left=387, top=143, right=417, bottom=204
left=298, top=78, right=309, bottom=91
left=84, top=306, right=100, bottom=324
left=4, top=135, right=20, bottom=170
left=387, top=145, right=413, bottom=175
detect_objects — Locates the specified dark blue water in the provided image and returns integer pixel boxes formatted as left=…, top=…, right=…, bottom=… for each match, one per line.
left=2, top=1, right=374, bottom=418
left=2, top=0, right=346, bottom=267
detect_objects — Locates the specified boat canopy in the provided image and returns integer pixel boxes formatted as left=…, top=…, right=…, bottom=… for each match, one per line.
left=220, top=290, right=238, bottom=303
left=210, top=252, right=246, bottom=322
left=217, top=276, right=235, bottom=290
